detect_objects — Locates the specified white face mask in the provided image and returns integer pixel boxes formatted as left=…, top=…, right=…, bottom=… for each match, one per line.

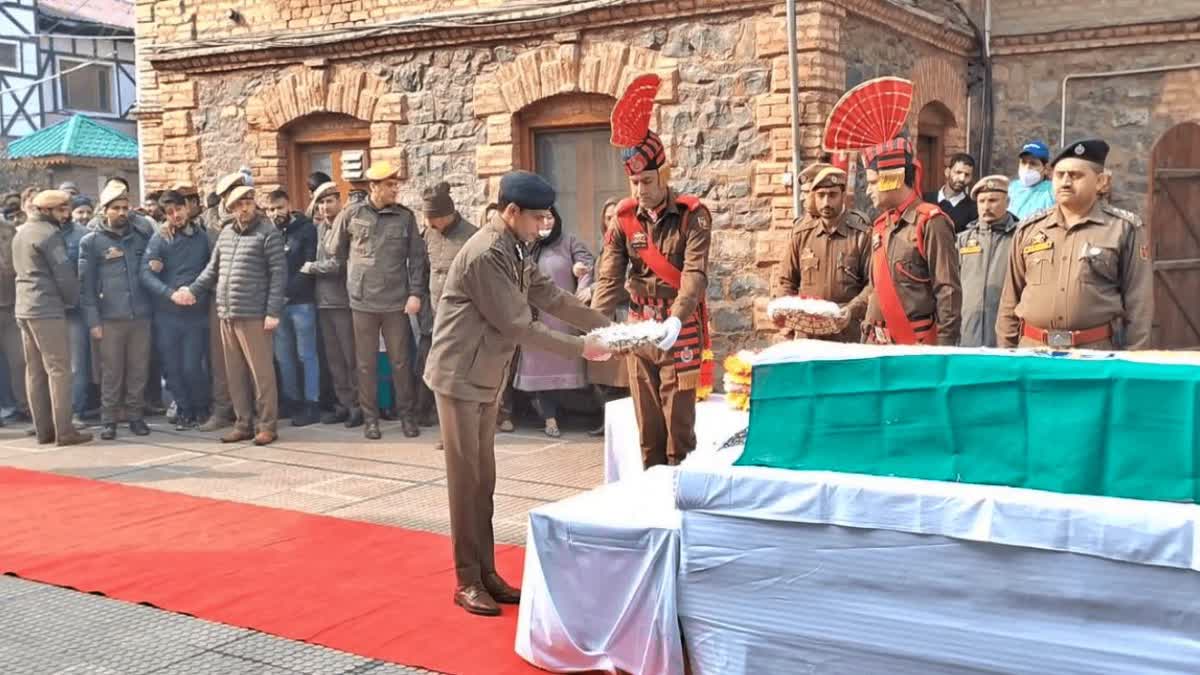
left=537, top=228, right=553, bottom=239
left=1018, top=168, right=1042, bottom=187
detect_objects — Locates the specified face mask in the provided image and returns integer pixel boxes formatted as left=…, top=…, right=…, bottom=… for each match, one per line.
left=537, top=228, right=553, bottom=239
left=1019, top=168, right=1042, bottom=187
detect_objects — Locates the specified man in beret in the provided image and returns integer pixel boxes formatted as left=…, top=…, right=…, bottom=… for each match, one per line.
left=997, top=139, right=1153, bottom=350
left=301, top=182, right=362, bottom=427
left=79, top=182, right=154, bottom=439
left=415, top=181, right=477, bottom=440
left=775, top=165, right=872, bottom=343
left=425, top=171, right=612, bottom=616
left=958, top=175, right=1017, bottom=348
left=178, top=184, right=287, bottom=445
left=12, top=190, right=92, bottom=445
left=325, top=160, right=428, bottom=441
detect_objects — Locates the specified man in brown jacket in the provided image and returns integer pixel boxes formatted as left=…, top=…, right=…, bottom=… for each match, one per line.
left=861, top=141, right=962, bottom=346
left=425, top=171, right=611, bottom=617
left=301, top=181, right=361, bottom=427
left=775, top=165, right=872, bottom=343
left=326, top=161, right=428, bottom=440
left=12, top=190, right=92, bottom=446
left=996, top=139, right=1152, bottom=350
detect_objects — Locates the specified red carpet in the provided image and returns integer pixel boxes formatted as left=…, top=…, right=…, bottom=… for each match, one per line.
left=0, top=467, right=544, bottom=675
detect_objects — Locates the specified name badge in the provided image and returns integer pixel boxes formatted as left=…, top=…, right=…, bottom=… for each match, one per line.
left=104, top=247, right=124, bottom=260
left=631, top=232, right=648, bottom=250
left=1023, top=241, right=1053, bottom=255
left=959, top=245, right=982, bottom=255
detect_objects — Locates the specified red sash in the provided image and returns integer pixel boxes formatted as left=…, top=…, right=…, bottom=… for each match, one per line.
left=871, top=195, right=943, bottom=346
left=617, top=196, right=712, bottom=388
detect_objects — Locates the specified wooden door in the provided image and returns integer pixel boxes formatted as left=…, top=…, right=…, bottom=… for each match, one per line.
left=1148, top=122, right=1200, bottom=349
left=284, top=113, right=370, bottom=208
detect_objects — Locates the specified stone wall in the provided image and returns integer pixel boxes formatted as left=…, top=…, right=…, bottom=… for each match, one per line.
left=989, top=41, right=1200, bottom=212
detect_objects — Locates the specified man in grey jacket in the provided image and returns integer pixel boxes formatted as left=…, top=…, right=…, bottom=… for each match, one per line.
left=177, top=185, right=286, bottom=446
left=958, top=175, right=1018, bottom=348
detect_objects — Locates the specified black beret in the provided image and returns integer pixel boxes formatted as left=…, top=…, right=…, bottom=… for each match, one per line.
left=499, top=171, right=555, bottom=210
left=1052, top=139, right=1110, bottom=167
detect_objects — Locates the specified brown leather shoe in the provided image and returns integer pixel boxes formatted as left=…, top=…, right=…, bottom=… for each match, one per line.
left=221, top=428, right=254, bottom=443
left=483, top=572, right=521, bottom=604
left=253, top=430, right=277, bottom=446
left=453, top=584, right=500, bottom=617
left=56, top=431, right=93, bottom=447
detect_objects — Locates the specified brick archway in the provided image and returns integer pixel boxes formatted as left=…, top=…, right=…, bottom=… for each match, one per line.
left=471, top=40, right=678, bottom=196
left=909, top=55, right=967, bottom=157
left=243, top=65, right=408, bottom=190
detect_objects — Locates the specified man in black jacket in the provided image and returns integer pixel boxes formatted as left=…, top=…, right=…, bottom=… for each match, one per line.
left=923, top=152, right=978, bottom=233
left=265, top=189, right=320, bottom=427
left=78, top=182, right=153, bottom=440
left=141, top=190, right=212, bottom=430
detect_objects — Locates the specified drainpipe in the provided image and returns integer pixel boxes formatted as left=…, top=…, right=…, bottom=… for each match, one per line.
left=1060, top=63, right=1200, bottom=147
left=786, top=0, right=803, bottom=220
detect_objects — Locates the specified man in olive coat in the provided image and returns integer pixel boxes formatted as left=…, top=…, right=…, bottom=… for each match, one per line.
left=424, top=171, right=612, bottom=617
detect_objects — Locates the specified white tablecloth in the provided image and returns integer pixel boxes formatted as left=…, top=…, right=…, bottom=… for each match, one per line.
left=516, top=466, right=683, bottom=675
left=602, top=394, right=748, bottom=483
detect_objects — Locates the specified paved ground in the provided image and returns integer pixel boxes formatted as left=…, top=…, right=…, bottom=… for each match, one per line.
left=0, top=415, right=606, bottom=674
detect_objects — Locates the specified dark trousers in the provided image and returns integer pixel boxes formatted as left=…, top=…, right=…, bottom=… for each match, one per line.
left=352, top=310, right=413, bottom=423
left=413, top=332, right=435, bottom=421
left=221, top=318, right=278, bottom=434
left=628, top=346, right=697, bottom=468
left=19, top=318, right=73, bottom=443
left=158, top=313, right=210, bottom=419
left=436, top=392, right=500, bottom=588
left=98, top=319, right=152, bottom=424
left=319, top=307, right=357, bottom=411
left=0, top=307, right=27, bottom=412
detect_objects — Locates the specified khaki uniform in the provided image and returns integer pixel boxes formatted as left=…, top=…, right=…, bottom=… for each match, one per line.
left=0, top=216, right=27, bottom=412
left=996, top=202, right=1153, bottom=350
left=592, top=193, right=712, bottom=468
left=326, top=200, right=429, bottom=423
left=415, top=214, right=477, bottom=421
left=308, top=218, right=357, bottom=413
left=424, top=214, right=608, bottom=587
left=957, top=213, right=1017, bottom=348
left=205, top=217, right=234, bottom=420
left=864, top=202, right=962, bottom=345
left=12, top=214, right=80, bottom=442
left=776, top=209, right=872, bottom=343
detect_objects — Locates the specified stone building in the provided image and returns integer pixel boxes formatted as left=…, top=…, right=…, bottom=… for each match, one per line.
left=134, top=0, right=976, bottom=357
left=966, top=0, right=1200, bottom=348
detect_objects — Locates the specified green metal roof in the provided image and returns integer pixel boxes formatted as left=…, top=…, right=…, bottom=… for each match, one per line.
left=7, top=114, right=138, bottom=161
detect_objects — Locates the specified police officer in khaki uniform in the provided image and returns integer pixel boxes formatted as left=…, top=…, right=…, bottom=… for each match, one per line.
left=424, top=171, right=612, bottom=616
left=996, top=139, right=1153, bottom=350
left=12, top=190, right=92, bottom=446
left=775, top=166, right=872, bottom=343
left=416, top=181, right=477, bottom=441
left=957, top=175, right=1017, bottom=348
left=326, top=161, right=428, bottom=440
left=79, top=182, right=153, bottom=439
left=197, top=172, right=246, bottom=432
left=301, top=181, right=362, bottom=427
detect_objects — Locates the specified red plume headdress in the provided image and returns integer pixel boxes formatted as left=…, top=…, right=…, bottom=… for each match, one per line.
left=611, top=74, right=665, bottom=176
left=822, top=77, right=915, bottom=192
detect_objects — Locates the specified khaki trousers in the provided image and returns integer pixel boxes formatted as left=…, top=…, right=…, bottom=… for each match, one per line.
left=220, top=318, right=278, bottom=434
left=319, top=307, right=357, bottom=411
left=18, top=318, right=73, bottom=443
left=98, top=319, right=152, bottom=423
left=0, top=307, right=27, bottom=411
left=209, top=303, right=233, bottom=419
left=436, top=393, right=499, bottom=588
left=627, top=346, right=697, bottom=468
left=352, top=310, right=413, bottom=423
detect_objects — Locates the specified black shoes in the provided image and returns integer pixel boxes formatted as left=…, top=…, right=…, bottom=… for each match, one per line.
left=344, top=407, right=364, bottom=428
left=364, top=421, right=382, bottom=440
left=322, top=406, right=349, bottom=425
left=402, top=418, right=420, bottom=438
left=129, top=419, right=151, bottom=436
left=100, top=423, right=117, bottom=440
left=291, top=402, right=320, bottom=427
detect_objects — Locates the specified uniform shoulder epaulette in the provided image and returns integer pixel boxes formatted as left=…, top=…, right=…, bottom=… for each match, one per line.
left=844, top=210, right=872, bottom=233
left=1100, top=203, right=1143, bottom=228
left=1017, top=207, right=1054, bottom=229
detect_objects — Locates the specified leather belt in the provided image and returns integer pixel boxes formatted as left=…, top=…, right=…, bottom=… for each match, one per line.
left=1022, top=323, right=1112, bottom=348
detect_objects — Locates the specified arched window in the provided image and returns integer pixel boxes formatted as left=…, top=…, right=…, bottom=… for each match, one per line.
left=916, top=101, right=956, bottom=195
